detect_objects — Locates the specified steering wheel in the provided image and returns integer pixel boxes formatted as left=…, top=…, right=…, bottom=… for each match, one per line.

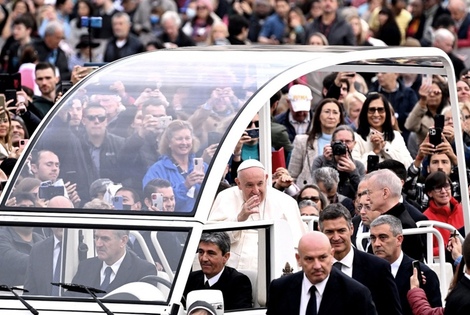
left=139, top=275, right=172, bottom=290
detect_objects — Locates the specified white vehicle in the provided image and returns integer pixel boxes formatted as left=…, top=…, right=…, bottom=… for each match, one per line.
left=0, top=46, right=467, bottom=315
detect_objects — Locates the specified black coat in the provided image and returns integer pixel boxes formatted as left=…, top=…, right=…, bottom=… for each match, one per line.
left=444, top=276, right=470, bottom=315
left=183, top=266, right=253, bottom=310
left=33, top=39, right=70, bottom=80
left=274, top=109, right=314, bottom=143
left=351, top=248, right=403, bottom=315
left=24, top=236, right=55, bottom=295
left=70, top=250, right=157, bottom=297
left=267, top=269, right=377, bottom=315
left=383, top=203, right=425, bottom=261
left=395, top=254, right=442, bottom=315
left=103, top=34, right=145, bottom=63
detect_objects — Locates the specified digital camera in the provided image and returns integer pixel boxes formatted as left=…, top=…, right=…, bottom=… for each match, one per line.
left=332, top=141, right=347, bottom=155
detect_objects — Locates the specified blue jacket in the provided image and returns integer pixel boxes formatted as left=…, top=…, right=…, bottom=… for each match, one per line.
left=142, top=154, right=207, bottom=212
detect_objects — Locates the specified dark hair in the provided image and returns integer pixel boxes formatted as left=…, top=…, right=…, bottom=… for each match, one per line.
left=12, top=0, right=30, bottom=13
left=35, top=62, right=55, bottom=73
left=433, top=14, right=455, bottom=29
left=426, top=79, right=449, bottom=117
left=83, top=104, right=106, bottom=116
left=296, top=184, right=329, bottom=210
left=11, top=115, right=30, bottom=140
left=11, top=192, right=36, bottom=205
left=146, top=39, right=165, bottom=50
left=115, top=187, right=141, bottom=203
left=463, top=232, right=470, bottom=271
left=228, top=14, right=249, bottom=37
left=12, top=14, right=35, bottom=29
left=377, top=159, right=406, bottom=182
left=424, top=171, right=451, bottom=194
left=200, top=231, right=230, bottom=255
left=143, top=178, right=171, bottom=199
left=357, top=92, right=395, bottom=142
left=270, top=90, right=282, bottom=108
left=332, top=124, right=355, bottom=141
left=76, top=0, right=94, bottom=28
left=30, top=149, right=57, bottom=165
left=318, top=203, right=352, bottom=231
left=20, top=45, right=38, bottom=64
left=308, top=98, right=344, bottom=147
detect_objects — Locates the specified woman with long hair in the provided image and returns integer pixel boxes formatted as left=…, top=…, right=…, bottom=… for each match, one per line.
left=288, top=98, right=344, bottom=189
left=181, top=0, right=221, bottom=45
left=375, top=6, right=401, bottom=46
left=352, top=92, right=413, bottom=168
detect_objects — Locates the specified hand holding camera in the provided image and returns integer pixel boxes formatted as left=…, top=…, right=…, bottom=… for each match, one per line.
left=323, top=144, right=333, bottom=160
left=370, top=132, right=385, bottom=154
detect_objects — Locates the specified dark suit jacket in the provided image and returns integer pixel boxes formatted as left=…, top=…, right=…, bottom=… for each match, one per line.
left=267, top=269, right=377, bottom=315
left=395, top=254, right=441, bottom=315
left=183, top=266, right=252, bottom=310
left=24, top=236, right=54, bottom=295
left=70, top=250, right=157, bottom=296
left=444, top=276, right=470, bottom=315
left=384, top=203, right=425, bottom=261
left=351, top=248, right=402, bottom=315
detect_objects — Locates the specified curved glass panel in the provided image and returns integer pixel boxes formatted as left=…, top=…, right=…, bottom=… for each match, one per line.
left=0, top=225, right=188, bottom=303
left=1, top=47, right=448, bottom=215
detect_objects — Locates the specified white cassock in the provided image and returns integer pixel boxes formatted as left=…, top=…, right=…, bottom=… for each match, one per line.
left=209, top=186, right=307, bottom=270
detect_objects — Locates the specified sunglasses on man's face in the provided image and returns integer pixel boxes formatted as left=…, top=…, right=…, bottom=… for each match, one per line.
left=300, top=196, right=320, bottom=202
left=247, top=121, right=259, bottom=128
left=86, top=115, right=106, bottom=123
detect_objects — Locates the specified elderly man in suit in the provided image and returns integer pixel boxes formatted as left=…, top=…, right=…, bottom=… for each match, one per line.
left=267, top=231, right=377, bottom=315
left=183, top=232, right=252, bottom=311
left=70, top=229, right=157, bottom=296
left=319, top=204, right=402, bottom=315
left=370, top=215, right=441, bottom=315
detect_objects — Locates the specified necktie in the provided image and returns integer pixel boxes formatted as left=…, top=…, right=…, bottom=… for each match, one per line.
left=51, top=242, right=62, bottom=296
left=100, top=267, right=113, bottom=291
left=306, top=285, right=317, bottom=315
left=362, top=225, right=370, bottom=249
left=333, top=261, right=342, bottom=270
left=204, top=280, right=210, bottom=288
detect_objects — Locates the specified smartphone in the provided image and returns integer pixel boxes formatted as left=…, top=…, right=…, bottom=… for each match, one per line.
left=112, top=195, right=123, bottom=210
left=412, top=260, right=423, bottom=286
left=4, top=89, right=17, bottom=104
left=156, top=116, right=172, bottom=129
left=423, top=73, right=432, bottom=85
left=38, top=185, right=64, bottom=200
left=19, top=139, right=28, bottom=149
left=64, top=170, right=77, bottom=184
left=207, top=131, right=222, bottom=146
left=61, top=81, right=73, bottom=95
left=246, top=128, right=259, bottom=139
left=434, top=114, right=445, bottom=129
left=193, top=157, right=204, bottom=173
left=345, top=73, right=355, bottom=77
left=151, top=192, right=163, bottom=210
left=429, top=128, right=442, bottom=147
left=12, top=72, right=21, bottom=91
left=367, top=155, right=379, bottom=173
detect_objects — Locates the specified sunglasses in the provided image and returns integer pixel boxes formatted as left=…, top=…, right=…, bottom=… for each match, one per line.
left=197, top=6, right=207, bottom=9
left=429, top=90, right=442, bottom=96
left=247, top=121, right=260, bottom=128
left=368, top=107, right=385, bottom=114
left=86, top=115, right=106, bottom=123
left=301, top=196, right=320, bottom=202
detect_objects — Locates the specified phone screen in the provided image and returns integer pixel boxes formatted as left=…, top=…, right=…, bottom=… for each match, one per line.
left=367, top=155, right=379, bottom=173
left=434, top=114, right=445, bottom=129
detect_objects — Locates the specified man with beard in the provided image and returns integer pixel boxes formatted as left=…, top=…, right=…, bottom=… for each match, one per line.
left=30, top=62, right=59, bottom=119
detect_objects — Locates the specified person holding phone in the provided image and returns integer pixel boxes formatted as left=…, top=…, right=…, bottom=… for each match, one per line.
left=405, top=79, right=449, bottom=147
left=352, top=92, right=413, bottom=169
left=142, top=120, right=207, bottom=212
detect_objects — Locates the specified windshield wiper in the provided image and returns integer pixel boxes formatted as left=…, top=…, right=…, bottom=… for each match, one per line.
left=52, top=282, right=114, bottom=315
left=0, top=285, right=38, bottom=315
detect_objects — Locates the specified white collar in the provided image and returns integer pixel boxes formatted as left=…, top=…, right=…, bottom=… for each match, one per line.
left=302, top=272, right=329, bottom=297
left=101, top=250, right=126, bottom=276
left=390, top=250, right=404, bottom=278
left=334, top=247, right=354, bottom=269
left=204, top=267, right=225, bottom=286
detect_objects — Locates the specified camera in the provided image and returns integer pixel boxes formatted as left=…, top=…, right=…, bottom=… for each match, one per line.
left=332, top=141, right=347, bottom=155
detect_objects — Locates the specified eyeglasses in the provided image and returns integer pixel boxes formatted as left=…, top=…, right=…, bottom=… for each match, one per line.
left=428, top=90, right=442, bottom=96
left=368, top=107, right=385, bottom=114
left=335, top=139, right=354, bottom=145
left=85, top=115, right=106, bottom=123
left=432, top=183, right=451, bottom=193
left=196, top=6, right=207, bottom=9
left=300, top=196, right=320, bottom=202
left=247, top=121, right=259, bottom=128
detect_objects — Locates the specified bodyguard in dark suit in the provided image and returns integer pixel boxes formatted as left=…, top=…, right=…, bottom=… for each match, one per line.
left=182, top=232, right=252, bottom=311
left=370, top=215, right=441, bottom=315
left=319, top=204, right=402, bottom=315
left=70, top=230, right=157, bottom=297
left=24, top=228, right=63, bottom=296
left=444, top=232, right=470, bottom=315
left=267, top=231, right=377, bottom=315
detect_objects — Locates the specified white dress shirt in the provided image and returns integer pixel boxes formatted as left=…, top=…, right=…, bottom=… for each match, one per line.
left=390, top=251, right=404, bottom=278
left=333, top=247, right=354, bottom=278
left=100, top=251, right=126, bottom=284
left=299, top=273, right=329, bottom=315
left=204, top=267, right=225, bottom=287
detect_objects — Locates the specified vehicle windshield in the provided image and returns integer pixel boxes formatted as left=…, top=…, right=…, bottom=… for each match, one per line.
left=0, top=225, right=189, bottom=303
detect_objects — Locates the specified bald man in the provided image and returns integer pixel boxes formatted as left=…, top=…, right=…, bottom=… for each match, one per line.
left=267, top=231, right=377, bottom=315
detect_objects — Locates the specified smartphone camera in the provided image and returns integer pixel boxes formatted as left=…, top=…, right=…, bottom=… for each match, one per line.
left=246, top=128, right=259, bottom=139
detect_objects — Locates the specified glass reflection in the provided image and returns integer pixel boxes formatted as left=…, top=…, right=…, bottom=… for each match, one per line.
left=0, top=226, right=187, bottom=301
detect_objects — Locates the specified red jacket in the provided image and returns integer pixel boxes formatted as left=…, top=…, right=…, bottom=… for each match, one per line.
left=407, top=288, right=444, bottom=315
left=423, top=197, right=464, bottom=256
